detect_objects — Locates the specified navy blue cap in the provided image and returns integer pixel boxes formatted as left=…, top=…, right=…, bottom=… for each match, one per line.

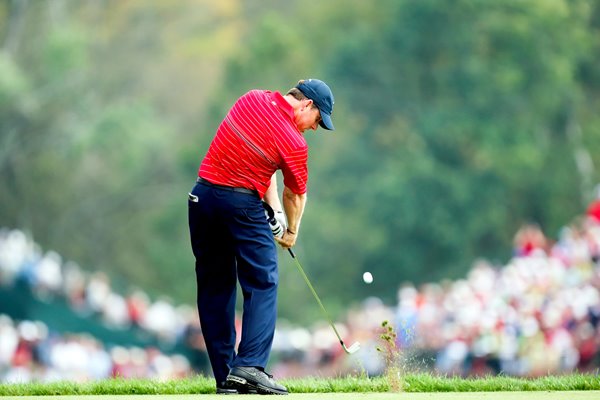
left=296, top=79, right=335, bottom=131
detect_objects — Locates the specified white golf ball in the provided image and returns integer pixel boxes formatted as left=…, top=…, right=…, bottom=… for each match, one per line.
left=362, top=271, right=373, bottom=284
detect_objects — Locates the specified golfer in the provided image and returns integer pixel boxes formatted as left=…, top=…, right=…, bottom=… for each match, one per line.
left=188, top=79, right=335, bottom=395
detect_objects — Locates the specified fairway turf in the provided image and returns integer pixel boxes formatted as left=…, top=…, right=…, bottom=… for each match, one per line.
left=1, top=374, right=598, bottom=397
left=11, top=392, right=600, bottom=400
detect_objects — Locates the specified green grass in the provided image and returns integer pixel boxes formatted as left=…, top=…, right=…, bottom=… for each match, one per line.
left=401, top=373, right=600, bottom=392
left=0, top=373, right=598, bottom=396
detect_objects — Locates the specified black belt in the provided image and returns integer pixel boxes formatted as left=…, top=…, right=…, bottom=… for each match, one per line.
left=196, top=177, right=258, bottom=197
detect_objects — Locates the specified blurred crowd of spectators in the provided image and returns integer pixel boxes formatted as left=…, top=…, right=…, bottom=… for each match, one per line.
left=0, top=313, right=191, bottom=382
left=394, top=204, right=600, bottom=377
left=0, top=228, right=201, bottom=382
left=0, top=229, right=198, bottom=342
left=1, top=194, right=599, bottom=382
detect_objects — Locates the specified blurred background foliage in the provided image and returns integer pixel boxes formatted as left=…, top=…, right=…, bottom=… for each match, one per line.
left=1, top=0, right=599, bottom=324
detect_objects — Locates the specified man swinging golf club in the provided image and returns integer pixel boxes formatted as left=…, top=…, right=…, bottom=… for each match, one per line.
left=188, top=79, right=335, bottom=395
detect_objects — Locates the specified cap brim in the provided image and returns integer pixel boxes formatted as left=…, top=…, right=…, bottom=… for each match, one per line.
left=319, top=112, right=335, bottom=131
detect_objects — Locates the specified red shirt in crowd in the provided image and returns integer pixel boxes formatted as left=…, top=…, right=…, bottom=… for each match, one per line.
left=587, top=199, right=600, bottom=223
left=198, top=90, right=308, bottom=198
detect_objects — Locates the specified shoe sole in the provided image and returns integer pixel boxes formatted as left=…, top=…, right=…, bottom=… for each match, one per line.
left=216, top=389, right=238, bottom=395
left=227, top=375, right=287, bottom=395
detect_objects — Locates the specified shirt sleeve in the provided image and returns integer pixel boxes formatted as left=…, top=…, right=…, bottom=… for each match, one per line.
left=279, top=145, right=308, bottom=195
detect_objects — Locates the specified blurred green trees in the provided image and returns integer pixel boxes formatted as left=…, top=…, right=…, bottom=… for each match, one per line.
left=1, top=0, right=599, bottom=322
left=314, top=0, right=600, bottom=297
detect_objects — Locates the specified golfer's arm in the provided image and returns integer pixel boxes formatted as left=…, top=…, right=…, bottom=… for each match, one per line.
left=282, top=186, right=306, bottom=234
left=263, top=174, right=283, bottom=212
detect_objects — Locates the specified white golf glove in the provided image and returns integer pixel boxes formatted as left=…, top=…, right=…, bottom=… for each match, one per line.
left=274, top=210, right=287, bottom=231
left=262, top=202, right=287, bottom=239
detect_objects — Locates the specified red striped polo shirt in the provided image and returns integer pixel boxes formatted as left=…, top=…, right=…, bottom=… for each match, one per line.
left=198, top=90, right=308, bottom=197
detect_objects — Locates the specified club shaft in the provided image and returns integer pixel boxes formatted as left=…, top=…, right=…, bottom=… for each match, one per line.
left=288, top=248, right=345, bottom=346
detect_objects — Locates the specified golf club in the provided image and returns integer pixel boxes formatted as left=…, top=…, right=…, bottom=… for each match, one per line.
left=287, top=248, right=360, bottom=354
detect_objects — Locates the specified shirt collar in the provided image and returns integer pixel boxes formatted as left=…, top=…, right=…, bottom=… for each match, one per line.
left=268, top=91, right=295, bottom=122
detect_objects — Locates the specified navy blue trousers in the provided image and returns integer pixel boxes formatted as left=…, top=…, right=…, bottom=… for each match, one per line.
left=188, top=182, right=278, bottom=385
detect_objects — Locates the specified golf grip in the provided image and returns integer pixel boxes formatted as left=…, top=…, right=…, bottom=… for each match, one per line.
left=287, top=248, right=345, bottom=347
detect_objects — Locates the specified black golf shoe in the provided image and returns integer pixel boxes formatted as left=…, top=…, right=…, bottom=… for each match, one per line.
left=216, top=381, right=238, bottom=395
left=226, top=366, right=288, bottom=395
left=217, top=379, right=259, bottom=395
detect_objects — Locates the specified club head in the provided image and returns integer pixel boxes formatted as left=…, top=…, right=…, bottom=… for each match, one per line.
left=342, top=341, right=361, bottom=354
